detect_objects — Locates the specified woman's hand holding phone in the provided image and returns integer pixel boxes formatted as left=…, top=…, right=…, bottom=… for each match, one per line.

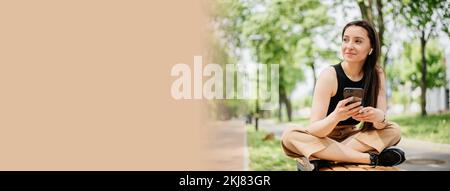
left=352, top=106, right=384, bottom=124
left=331, top=97, right=363, bottom=122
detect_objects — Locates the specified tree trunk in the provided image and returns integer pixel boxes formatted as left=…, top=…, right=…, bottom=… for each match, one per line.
left=375, top=0, right=387, bottom=68
left=376, top=0, right=384, bottom=47
left=357, top=0, right=373, bottom=23
left=277, top=66, right=292, bottom=122
left=310, top=62, right=317, bottom=94
left=278, top=67, right=284, bottom=122
left=278, top=93, right=282, bottom=121
left=420, top=30, right=427, bottom=116
left=382, top=45, right=390, bottom=69
left=286, top=97, right=292, bottom=122
left=280, top=90, right=292, bottom=122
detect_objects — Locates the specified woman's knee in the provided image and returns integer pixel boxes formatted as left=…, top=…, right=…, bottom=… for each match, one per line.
left=384, top=122, right=402, bottom=145
left=281, top=128, right=298, bottom=146
left=280, top=128, right=301, bottom=157
left=281, top=127, right=323, bottom=157
left=281, top=127, right=320, bottom=146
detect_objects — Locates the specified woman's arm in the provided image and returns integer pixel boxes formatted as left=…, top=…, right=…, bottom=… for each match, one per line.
left=305, top=67, right=338, bottom=137
left=353, top=68, right=388, bottom=129
left=373, top=69, right=388, bottom=129
left=305, top=67, right=362, bottom=137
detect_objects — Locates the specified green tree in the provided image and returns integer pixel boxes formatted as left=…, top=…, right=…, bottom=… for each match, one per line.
left=296, top=37, right=336, bottom=93
left=206, top=32, right=254, bottom=120
left=208, top=1, right=255, bottom=120
left=400, top=0, right=450, bottom=115
left=389, top=40, right=447, bottom=109
left=243, top=0, right=332, bottom=121
left=212, top=0, right=252, bottom=59
left=214, top=0, right=333, bottom=122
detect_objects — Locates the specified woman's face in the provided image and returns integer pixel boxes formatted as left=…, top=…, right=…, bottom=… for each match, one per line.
left=341, top=25, right=372, bottom=64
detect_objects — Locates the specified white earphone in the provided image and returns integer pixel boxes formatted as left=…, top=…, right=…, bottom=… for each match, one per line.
left=368, top=48, right=373, bottom=55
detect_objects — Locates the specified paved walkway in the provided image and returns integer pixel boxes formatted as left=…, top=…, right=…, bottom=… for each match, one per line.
left=206, top=120, right=248, bottom=170
left=258, top=119, right=450, bottom=171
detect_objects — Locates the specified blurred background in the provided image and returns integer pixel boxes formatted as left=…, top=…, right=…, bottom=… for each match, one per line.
left=205, top=0, right=450, bottom=171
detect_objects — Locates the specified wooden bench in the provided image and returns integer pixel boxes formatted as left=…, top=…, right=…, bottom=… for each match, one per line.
left=296, top=158, right=402, bottom=171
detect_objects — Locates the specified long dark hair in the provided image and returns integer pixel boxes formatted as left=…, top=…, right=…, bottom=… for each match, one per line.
left=342, top=20, right=381, bottom=130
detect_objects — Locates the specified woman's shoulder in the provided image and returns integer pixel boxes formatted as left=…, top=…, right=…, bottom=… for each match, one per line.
left=318, top=65, right=337, bottom=82
left=316, top=65, right=338, bottom=96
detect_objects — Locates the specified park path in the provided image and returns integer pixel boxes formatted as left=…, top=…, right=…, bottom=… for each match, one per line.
left=206, top=120, right=248, bottom=171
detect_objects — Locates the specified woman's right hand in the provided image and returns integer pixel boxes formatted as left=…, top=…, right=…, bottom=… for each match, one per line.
left=331, top=97, right=363, bottom=122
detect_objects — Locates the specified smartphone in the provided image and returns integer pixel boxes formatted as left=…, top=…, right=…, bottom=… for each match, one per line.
left=343, top=87, right=364, bottom=106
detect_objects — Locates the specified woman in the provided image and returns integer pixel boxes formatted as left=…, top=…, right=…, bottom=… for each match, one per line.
left=281, top=20, right=405, bottom=171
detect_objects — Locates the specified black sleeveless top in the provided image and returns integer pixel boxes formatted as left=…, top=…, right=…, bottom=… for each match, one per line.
left=326, top=63, right=365, bottom=125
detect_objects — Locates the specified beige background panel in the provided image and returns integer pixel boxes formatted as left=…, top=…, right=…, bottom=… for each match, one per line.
left=0, top=0, right=209, bottom=170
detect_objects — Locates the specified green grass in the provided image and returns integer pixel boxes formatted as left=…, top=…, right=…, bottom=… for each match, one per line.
left=246, top=125, right=296, bottom=171
left=390, top=113, right=450, bottom=144
left=291, top=116, right=309, bottom=126
left=270, top=116, right=309, bottom=126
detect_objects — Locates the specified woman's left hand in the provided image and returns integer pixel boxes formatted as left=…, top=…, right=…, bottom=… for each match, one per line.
left=352, top=106, right=384, bottom=123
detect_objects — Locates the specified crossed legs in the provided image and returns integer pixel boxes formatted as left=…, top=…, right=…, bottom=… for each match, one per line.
left=310, top=140, right=371, bottom=164
left=281, top=123, right=401, bottom=164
